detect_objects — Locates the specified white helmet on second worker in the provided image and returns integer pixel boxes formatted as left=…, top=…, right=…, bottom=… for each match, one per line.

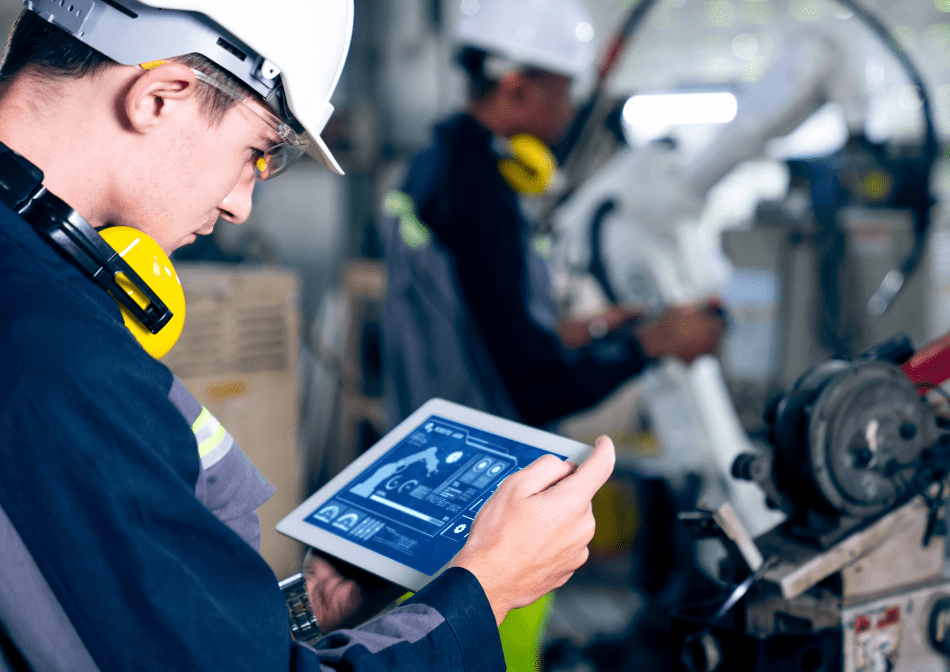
left=23, top=0, right=353, bottom=175
left=457, top=0, right=596, bottom=81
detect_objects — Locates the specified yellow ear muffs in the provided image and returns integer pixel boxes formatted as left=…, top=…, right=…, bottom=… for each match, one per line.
left=498, top=134, right=558, bottom=196
left=99, top=226, right=186, bottom=360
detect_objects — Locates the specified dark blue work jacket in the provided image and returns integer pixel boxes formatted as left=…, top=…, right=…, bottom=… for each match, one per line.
left=381, top=114, right=651, bottom=429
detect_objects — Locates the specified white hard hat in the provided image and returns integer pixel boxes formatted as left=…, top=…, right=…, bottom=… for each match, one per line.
left=23, top=0, right=353, bottom=175
left=457, top=0, right=595, bottom=81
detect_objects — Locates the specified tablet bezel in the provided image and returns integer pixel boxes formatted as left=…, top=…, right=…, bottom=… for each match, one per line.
left=276, top=397, right=594, bottom=592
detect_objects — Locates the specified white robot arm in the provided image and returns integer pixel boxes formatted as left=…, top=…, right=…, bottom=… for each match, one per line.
left=553, top=29, right=840, bottom=306
left=683, top=31, right=839, bottom=197
left=550, top=30, right=841, bottom=538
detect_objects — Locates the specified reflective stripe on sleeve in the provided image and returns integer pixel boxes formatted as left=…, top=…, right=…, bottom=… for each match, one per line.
left=191, top=407, right=234, bottom=469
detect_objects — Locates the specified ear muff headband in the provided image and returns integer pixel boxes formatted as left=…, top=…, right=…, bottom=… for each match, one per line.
left=498, top=134, right=558, bottom=196
left=0, top=142, right=184, bottom=359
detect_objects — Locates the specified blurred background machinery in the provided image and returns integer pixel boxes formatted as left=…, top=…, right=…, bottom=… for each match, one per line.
left=671, top=333, right=950, bottom=672
left=546, top=0, right=939, bottom=542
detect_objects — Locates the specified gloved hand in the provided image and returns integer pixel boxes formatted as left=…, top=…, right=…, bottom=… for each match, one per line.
left=635, top=298, right=726, bottom=364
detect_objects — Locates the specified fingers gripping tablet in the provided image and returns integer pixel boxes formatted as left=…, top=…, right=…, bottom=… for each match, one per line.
left=277, top=398, right=595, bottom=592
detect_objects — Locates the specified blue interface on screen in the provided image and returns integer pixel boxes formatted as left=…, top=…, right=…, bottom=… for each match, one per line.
left=304, top=415, right=564, bottom=576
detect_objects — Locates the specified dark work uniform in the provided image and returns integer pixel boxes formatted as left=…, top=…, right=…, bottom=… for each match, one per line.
left=382, top=113, right=651, bottom=428
left=0, top=201, right=504, bottom=672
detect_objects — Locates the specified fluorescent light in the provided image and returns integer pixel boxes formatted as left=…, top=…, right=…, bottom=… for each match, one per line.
left=622, top=92, right=739, bottom=127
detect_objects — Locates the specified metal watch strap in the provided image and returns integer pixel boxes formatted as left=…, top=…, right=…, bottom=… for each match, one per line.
left=279, top=573, right=323, bottom=646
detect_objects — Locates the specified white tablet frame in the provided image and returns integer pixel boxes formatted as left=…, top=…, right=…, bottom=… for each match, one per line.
left=277, top=398, right=593, bottom=591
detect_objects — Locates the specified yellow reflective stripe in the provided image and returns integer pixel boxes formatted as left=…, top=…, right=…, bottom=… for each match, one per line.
left=384, top=190, right=430, bottom=249
left=533, top=234, right=552, bottom=259
left=192, top=407, right=212, bottom=434
left=198, top=423, right=226, bottom=459
left=383, top=190, right=412, bottom=217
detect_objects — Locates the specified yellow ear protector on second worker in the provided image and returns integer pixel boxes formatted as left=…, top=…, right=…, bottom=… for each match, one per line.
left=0, top=142, right=185, bottom=359
left=497, top=134, right=558, bottom=196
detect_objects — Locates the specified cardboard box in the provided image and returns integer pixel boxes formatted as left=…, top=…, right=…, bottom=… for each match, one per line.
left=162, top=263, right=305, bottom=580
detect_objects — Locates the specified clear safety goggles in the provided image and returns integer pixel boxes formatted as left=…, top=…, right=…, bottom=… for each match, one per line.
left=190, top=69, right=309, bottom=181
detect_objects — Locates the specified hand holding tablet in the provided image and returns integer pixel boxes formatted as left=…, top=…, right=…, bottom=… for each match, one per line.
left=452, top=435, right=616, bottom=625
left=277, top=398, right=615, bottom=624
left=300, top=548, right=408, bottom=632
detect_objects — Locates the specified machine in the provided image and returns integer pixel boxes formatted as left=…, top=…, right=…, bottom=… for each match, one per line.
left=672, top=332, right=950, bottom=672
left=550, top=25, right=845, bottom=538
left=545, top=0, right=938, bottom=540
left=539, top=2, right=942, bottom=669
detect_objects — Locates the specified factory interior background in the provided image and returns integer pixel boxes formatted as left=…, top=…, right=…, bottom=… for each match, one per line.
left=8, top=0, right=950, bottom=669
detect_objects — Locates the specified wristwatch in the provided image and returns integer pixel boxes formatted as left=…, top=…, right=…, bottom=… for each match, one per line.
left=279, top=573, right=323, bottom=646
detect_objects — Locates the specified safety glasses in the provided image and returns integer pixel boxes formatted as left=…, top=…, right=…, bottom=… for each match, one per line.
left=191, top=69, right=309, bottom=181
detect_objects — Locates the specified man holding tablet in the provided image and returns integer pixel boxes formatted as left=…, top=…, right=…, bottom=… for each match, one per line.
left=292, top=400, right=616, bottom=630
left=0, top=2, right=616, bottom=671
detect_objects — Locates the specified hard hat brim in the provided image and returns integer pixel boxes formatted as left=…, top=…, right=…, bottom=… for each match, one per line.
left=303, top=131, right=345, bottom=176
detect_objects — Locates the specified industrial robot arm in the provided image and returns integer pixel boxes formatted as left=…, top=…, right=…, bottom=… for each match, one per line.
left=551, top=28, right=840, bottom=307
left=681, top=32, right=838, bottom=199
left=548, top=31, right=842, bottom=540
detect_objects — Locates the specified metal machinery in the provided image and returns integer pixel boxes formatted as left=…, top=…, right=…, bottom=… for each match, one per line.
left=539, top=2, right=942, bottom=669
left=671, top=332, right=950, bottom=672
left=545, top=0, right=938, bottom=543
left=550, top=24, right=851, bottom=541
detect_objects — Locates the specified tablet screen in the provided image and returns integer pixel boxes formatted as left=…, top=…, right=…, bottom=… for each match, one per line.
left=300, top=414, right=564, bottom=576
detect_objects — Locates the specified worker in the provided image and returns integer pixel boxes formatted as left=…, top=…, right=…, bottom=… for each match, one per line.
left=0, top=2, right=615, bottom=671
left=379, top=2, right=726, bottom=669
left=381, top=0, right=726, bottom=432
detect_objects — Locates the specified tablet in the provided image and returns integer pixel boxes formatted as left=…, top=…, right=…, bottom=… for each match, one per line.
left=277, top=398, right=593, bottom=592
